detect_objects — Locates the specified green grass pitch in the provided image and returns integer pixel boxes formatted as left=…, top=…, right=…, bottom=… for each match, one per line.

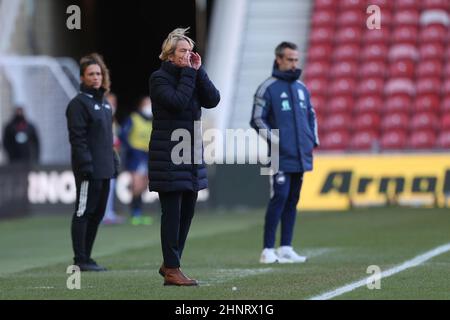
left=0, top=207, right=449, bottom=300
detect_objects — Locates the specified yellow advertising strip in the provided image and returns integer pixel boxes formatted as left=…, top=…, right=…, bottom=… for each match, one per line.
left=298, top=154, right=450, bottom=211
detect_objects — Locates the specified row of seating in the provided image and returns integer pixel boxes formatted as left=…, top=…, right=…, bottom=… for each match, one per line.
left=305, top=59, right=450, bottom=79
left=320, top=129, right=450, bottom=150
left=317, top=111, right=449, bottom=132
left=314, top=0, right=449, bottom=11
left=308, top=42, right=450, bottom=63
left=311, top=95, right=450, bottom=114
left=307, top=0, right=449, bottom=151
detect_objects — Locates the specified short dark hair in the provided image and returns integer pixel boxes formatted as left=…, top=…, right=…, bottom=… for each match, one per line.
left=275, top=42, right=298, bottom=58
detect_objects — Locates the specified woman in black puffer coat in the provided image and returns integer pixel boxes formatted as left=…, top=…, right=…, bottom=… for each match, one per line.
left=148, top=28, right=220, bottom=286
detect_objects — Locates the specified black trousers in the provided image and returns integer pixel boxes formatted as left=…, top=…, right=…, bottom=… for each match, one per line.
left=158, top=191, right=198, bottom=268
left=71, top=177, right=110, bottom=264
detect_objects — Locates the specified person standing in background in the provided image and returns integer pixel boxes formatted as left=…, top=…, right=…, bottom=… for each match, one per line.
left=3, top=106, right=40, bottom=165
left=250, top=42, right=319, bottom=264
left=120, top=96, right=153, bottom=226
left=66, top=53, right=119, bottom=271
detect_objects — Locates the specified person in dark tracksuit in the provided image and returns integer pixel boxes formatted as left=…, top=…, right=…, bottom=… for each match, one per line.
left=149, top=28, right=220, bottom=286
left=250, top=42, right=319, bottom=264
left=66, top=53, right=119, bottom=272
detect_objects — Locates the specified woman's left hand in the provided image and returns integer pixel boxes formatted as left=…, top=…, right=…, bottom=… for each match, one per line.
left=191, top=53, right=202, bottom=70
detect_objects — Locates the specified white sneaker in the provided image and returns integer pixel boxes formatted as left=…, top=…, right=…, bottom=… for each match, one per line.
left=276, top=246, right=308, bottom=263
left=259, top=248, right=293, bottom=264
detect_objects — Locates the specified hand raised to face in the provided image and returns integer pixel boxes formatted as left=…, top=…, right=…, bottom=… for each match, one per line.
left=190, top=52, right=202, bottom=70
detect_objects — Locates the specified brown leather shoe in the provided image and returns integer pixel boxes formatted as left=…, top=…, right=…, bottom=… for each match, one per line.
left=163, top=268, right=198, bottom=286
left=158, top=264, right=166, bottom=278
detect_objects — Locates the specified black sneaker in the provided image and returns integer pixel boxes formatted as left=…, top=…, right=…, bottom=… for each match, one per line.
left=88, top=259, right=107, bottom=272
left=74, top=260, right=107, bottom=272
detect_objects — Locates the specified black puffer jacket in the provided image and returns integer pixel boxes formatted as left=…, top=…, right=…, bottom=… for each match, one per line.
left=148, top=61, right=220, bottom=192
left=66, top=84, right=119, bottom=179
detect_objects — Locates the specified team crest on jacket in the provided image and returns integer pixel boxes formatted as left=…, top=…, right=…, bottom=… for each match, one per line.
left=281, top=100, right=291, bottom=111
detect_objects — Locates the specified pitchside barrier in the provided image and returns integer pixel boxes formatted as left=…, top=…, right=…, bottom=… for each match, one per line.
left=299, top=153, right=450, bottom=211
left=1, top=153, right=449, bottom=218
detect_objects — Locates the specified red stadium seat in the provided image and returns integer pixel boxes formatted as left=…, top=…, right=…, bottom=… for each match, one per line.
left=422, top=0, right=450, bottom=10
left=393, top=10, right=420, bottom=26
left=381, top=112, right=410, bottom=131
left=440, top=114, right=450, bottom=131
left=356, top=78, right=384, bottom=97
left=370, top=0, right=393, bottom=10
left=362, top=44, right=389, bottom=61
left=410, top=112, right=439, bottom=131
left=362, top=28, right=391, bottom=44
left=408, top=130, right=437, bottom=149
left=311, top=10, right=336, bottom=28
left=353, top=113, right=381, bottom=131
left=314, top=0, right=336, bottom=10
left=319, top=130, right=350, bottom=151
left=310, top=95, right=327, bottom=114
left=416, top=77, right=442, bottom=95
left=395, top=0, right=421, bottom=10
left=304, top=61, right=331, bottom=78
left=335, top=26, right=362, bottom=44
left=336, top=10, right=365, bottom=27
left=444, top=63, right=450, bottom=79
left=310, top=27, right=334, bottom=44
left=332, top=44, right=360, bottom=61
left=419, top=42, right=445, bottom=60
left=436, top=130, right=450, bottom=149
left=389, top=60, right=416, bottom=78
left=316, top=112, right=325, bottom=128
left=391, top=26, right=419, bottom=44
left=413, top=94, right=440, bottom=113
left=441, top=96, right=450, bottom=113
left=419, top=24, right=448, bottom=43
left=323, top=113, right=352, bottom=131
left=385, top=79, right=415, bottom=97
left=443, top=79, right=450, bottom=96
left=350, top=130, right=380, bottom=151
left=330, top=61, right=358, bottom=78
left=445, top=46, right=450, bottom=61
left=380, top=130, right=408, bottom=150
left=326, top=96, right=354, bottom=114
left=330, top=78, right=357, bottom=96
left=416, top=59, right=443, bottom=78
left=359, top=60, right=387, bottom=78
left=305, top=78, right=329, bottom=97
left=388, top=44, right=419, bottom=61
left=383, top=95, right=412, bottom=114
left=307, top=43, right=333, bottom=62
left=339, top=0, right=366, bottom=10
left=355, top=96, right=383, bottom=114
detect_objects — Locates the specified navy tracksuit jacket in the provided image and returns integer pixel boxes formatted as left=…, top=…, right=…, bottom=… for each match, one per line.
left=250, top=63, right=319, bottom=248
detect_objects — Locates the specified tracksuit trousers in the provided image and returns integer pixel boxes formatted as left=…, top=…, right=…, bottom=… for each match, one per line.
left=71, top=177, right=110, bottom=264
left=264, top=172, right=304, bottom=249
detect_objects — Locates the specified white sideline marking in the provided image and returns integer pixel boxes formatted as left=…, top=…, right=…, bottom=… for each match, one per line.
left=201, top=268, right=274, bottom=286
left=309, top=243, right=450, bottom=300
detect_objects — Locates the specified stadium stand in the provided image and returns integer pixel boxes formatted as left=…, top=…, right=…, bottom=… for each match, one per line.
left=304, top=0, right=450, bottom=151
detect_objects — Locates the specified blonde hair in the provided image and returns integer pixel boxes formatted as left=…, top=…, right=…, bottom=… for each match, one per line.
left=159, top=27, right=195, bottom=61
left=80, top=53, right=111, bottom=92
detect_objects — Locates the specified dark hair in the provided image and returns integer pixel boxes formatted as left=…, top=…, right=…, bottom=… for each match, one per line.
left=79, top=53, right=111, bottom=92
left=275, top=42, right=298, bottom=58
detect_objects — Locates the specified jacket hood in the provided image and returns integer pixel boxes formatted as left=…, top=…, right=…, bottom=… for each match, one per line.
left=272, top=61, right=302, bottom=82
left=80, top=83, right=106, bottom=100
